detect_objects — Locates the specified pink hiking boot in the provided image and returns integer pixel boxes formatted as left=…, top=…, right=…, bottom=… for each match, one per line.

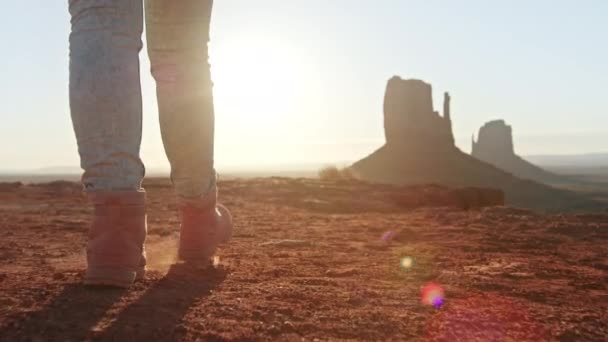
left=177, top=191, right=233, bottom=263
left=84, top=191, right=147, bottom=287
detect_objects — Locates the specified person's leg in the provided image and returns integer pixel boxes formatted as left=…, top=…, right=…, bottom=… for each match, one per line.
left=69, top=0, right=145, bottom=191
left=145, top=0, right=215, bottom=199
left=69, top=0, right=147, bottom=287
left=145, top=0, right=231, bottom=262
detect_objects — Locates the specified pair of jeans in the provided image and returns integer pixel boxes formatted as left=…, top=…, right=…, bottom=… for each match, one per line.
left=69, top=0, right=215, bottom=198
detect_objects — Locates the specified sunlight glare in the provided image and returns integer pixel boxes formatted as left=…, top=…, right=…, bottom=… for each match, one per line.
left=212, top=37, right=304, bottom=128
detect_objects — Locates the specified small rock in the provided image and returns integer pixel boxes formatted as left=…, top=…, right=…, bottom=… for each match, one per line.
left=283, top=321, right=296, bottom=332
left=268, top=324, right=281, bottom=335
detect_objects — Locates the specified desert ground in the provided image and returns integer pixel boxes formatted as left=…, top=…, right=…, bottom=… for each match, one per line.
left=0, top=178, right=607, bottom=341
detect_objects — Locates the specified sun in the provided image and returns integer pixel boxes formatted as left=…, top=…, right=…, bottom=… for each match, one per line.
left=211, top=37, right=303, bottom=128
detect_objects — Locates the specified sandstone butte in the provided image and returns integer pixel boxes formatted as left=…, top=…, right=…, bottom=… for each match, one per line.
left=351, top=76, right=601, bottom=212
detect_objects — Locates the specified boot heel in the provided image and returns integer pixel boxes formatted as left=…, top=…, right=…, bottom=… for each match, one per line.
left=84, top=267, right=137, bottom=288
left=85, top=191, right=148, bottom=288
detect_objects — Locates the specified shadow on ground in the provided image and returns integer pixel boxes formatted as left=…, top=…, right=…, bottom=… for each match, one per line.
left=0, top=264, right=227, bottom=341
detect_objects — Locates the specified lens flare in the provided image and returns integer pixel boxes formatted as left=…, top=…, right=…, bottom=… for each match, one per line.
left=400, top=257, right=414, bottom=269
left=381, top=231, right=394, bottom=242
left=421, top=283, right=445, bottom=308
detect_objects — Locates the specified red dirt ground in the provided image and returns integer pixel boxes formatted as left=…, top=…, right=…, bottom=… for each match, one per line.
left=0, top=178, right=607, bottom=341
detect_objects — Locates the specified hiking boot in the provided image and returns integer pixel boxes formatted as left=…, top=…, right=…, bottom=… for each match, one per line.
left=177, top=191, right=233, bottom=262
left=84, top=191, right=147, bottom=287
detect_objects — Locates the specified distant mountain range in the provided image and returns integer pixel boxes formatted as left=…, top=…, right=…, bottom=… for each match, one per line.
left=1, top=153, right=608, bottom=175
left=525, top=153, right=608, bottom=167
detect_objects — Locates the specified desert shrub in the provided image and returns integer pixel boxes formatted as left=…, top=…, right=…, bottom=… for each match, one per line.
left=0, top=182, right=23, bottom=192
left=338, top=167, right=357, bottom=180
left=318, top=166, right=340, bottom=180
left=318, top=165, right=357, bottom=181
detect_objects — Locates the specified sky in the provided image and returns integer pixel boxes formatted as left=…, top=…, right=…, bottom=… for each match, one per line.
left=1, top=0, right=607, bottom=171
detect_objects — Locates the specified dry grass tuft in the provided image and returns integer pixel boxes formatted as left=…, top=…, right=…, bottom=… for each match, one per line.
left=318, top=165, right=357, bottom=181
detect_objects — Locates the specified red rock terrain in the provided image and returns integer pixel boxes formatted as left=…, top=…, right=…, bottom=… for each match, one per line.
left=0, top=178, right=607, bottom=341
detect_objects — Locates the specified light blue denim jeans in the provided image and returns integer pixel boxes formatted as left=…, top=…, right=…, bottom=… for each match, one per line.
left=69, top=0, right=216, bottom=199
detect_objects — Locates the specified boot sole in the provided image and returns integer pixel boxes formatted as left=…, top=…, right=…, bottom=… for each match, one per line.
left=84, top=267, right=146, bottom=288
